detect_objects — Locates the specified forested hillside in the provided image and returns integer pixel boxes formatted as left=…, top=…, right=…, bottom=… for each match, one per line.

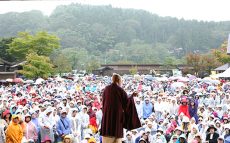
left=0, top=4, right=230, bottom=66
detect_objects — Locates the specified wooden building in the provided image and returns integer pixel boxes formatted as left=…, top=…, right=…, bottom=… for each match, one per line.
left=0, top=58, right=25, bottom=80
left=93, top=64, right=191, bottom=76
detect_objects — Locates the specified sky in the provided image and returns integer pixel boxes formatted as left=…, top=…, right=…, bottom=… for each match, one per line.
left=0, top=0, right=229, bottom=22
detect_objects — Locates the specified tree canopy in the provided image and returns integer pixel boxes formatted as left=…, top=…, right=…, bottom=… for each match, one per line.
left=8, top=31, right=60, bottom=61
left=19, top=52, right=54, bottom=79
left=0, top=4, right=230, bottom=65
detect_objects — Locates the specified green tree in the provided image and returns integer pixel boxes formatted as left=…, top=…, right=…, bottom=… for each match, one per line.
left=129, top=66, right=138, bottom=75
left=52, top=53, right=72, bottom=75
left=20, top=53, right=54, bottom=79
left=0, top=37, right=15, bottom=62
left=86, top=59, right=100, bottom=73
left=212, top=41, right=230, bottom=64
left=8, top=31, right=60, bottom=60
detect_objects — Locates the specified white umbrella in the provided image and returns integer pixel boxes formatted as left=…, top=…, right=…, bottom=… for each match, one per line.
left=6, top=78, right=13, bottom=82
left=35, top=78, right=45, bottom=84
left=24, top=80, right=34, bottom=84
left=177, top=77, right=189, bottom=82
left=171, top=82, right=185, bottom=89
left=157, top=77, right=168, bottom=82
left=56, top=77, right=64, bottom=82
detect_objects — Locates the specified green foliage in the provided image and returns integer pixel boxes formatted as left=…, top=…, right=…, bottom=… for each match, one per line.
left=0, top=37, right=15, bottom=62
left=86, top=59, right=100, bottom=73
left=186, top=52, right=221, bottom=76
left=0, top=4, right=230, bottom=64
left=212, top=41, right=230, bottom=64
left=51, top=52, right=72, bottom=75
left=129, top=66, right=138, bottom=75
left=8, top=31, right=60, bottom=60
left=20, top=53, right=54, bottom=79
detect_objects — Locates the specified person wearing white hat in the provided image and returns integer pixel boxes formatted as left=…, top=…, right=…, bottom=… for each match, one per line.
left=154, top=97, right=164, bottom=121
left=217, top=135, right=224, bottom=143
left=143, top=96, right=153, bottom=120
left=69, top=108, right=81, bottom=143
left=169, top=98, right=179, bottom=116
left=224, top=124, right=230, bottom=143
left=56, top=109, right=71, bottom=142
left=79, top=105, right=89, bottom=140
left=125, top=131, right=134, bottom=143
left=187, top=125, right=199, bottom=143
left=39, top=106, right=55, bottom=143
left=81, top=134, right=90, bottom=143
left=131, top=129, right=139, bottom=141
left=23, top=113, right=38, bottom=143
left=135, top=97, right=143, bottom=119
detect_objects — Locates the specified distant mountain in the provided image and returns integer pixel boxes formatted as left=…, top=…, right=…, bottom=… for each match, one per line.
left=0, top=4, right=230, bottom=64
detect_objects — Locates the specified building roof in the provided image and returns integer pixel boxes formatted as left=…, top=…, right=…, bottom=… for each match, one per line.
left=11, top=61, right=26, bottom=68
left=0, top=58, right=13, bottom=65
left=214, top=63, right=230, bottom=71
left=96, top=66, right=113, bottom=71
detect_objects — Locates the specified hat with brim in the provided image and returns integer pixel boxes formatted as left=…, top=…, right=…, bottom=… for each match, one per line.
left=172, top=135, right=178, bottom=139
left=181, top=98, right=187, bottom=103
left=61, top=109, right=67, bottom=114
left=131, top=129, right=138, bottom=133
left=82, top=105, right=88, bottom=110
left=25, top=113, right=31, bottom=118
left=207, top=125, right=217, bottom=132
left=195, top=134, right=202, bottom=138
left=64, top=135, right=71, bottom=139
left=218, top=136, right=224, bottom=140
left=175, top=126, right=184, bottom=132
left=179, top=134, right=186, bottom=139
left=139, top=138, right=147, bottom=143
left=84, top=134, right=91, bottom=139
left=12, top=114, right=20, bottom=119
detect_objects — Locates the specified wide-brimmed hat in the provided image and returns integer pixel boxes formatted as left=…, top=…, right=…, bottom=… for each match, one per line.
left=218, top=135, right=224, bottom=140
left=64, top=135, right=71, bottom=139
left=207, top=124, right=217, bottom=132
left=157, top=127, right=164, bottom=133
left=224, top=124, right=230, bottom=130
left=179, top=134, right=186, bottom=139
left=61, top=109, right=67, bottom=114
left=25, top=113, right=31, bottom=118
left=84, top=134, right=91, bottom=139
left=139, top=138, right=147, bottom=143
left=175, top=126, right=184, bottom=132
left=12, top=114, right=20, bottom=119
left=181, top=98, right=187, bottom=103
left=195, top=133, right=202, bottom=138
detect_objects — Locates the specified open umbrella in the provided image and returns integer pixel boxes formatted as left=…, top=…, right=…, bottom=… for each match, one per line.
left=35, top=78, right=44, bottom=84
left=157, top=77, right=168, bottom=82
left=171, top=82, right=185, bottom=89
left=0, top=80, right=6, bottom=83
left=177, top=77, right=189, bottom=82
left=56, top=77, right=64, bottom=82
left=6, top=78, right=13, bottom=82
left=13, top=78, right=24, bottom=83
left=24, top=80, right=34, bottom=84
left=222, top=82, right=230, bottom=91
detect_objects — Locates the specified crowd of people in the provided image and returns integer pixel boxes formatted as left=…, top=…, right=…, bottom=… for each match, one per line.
left=0, top=74, right=230, bottom=143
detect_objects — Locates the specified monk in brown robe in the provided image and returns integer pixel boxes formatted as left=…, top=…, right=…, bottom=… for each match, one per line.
left=101, top=74, right=141, bottom=143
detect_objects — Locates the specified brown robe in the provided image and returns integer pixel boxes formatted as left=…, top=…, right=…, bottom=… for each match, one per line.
left=101, top=83, right=141, bottom=138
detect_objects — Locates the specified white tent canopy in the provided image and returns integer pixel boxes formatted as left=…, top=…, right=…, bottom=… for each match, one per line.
left=217, top=67, right=230, bottom=78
